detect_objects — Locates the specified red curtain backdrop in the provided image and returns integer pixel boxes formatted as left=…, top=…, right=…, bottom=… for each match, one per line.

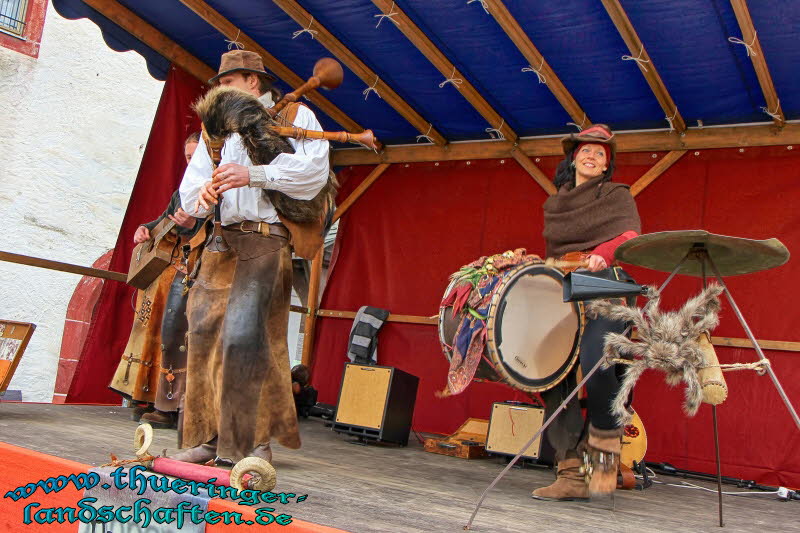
left=66, top=65, right=205, bottom=403
left=313, top=148, right=800, bottom=488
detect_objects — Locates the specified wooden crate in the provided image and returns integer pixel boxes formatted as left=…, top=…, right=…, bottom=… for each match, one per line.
left=423, top=418, right=489, bottom=459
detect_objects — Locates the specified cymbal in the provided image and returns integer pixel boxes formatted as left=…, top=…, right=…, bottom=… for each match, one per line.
left=615, top=230, right=790, bottom=277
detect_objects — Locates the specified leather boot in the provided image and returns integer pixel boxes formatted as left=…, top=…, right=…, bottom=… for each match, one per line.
left=583, top=424, right=623, bottom=496
left=168, top=443, right=217, bottom=464
left=130, top=404, right=154, bottom=422
left=531, top=458, right=589, bottom=501
left=250, top=443, right=273, bottom=463
left=140, top=410, right=177, bottom=429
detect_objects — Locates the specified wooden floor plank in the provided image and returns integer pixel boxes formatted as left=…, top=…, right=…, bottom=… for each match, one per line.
left=0, top=404, right=795, bottom=532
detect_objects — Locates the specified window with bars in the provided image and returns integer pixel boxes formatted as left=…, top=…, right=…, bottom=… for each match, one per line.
left=0, top=0, right=29, bottom=37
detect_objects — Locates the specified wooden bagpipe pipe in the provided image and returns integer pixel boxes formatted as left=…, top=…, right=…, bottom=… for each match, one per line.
left=267, top=58, right=380, bottom=151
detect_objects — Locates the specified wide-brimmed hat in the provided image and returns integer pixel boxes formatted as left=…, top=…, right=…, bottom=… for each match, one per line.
left=209, top=49, right=277, bottom=84
left=561, top=124, right=616, bottom=157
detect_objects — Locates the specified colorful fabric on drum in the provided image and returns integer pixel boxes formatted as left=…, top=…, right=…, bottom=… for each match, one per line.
left=440, top=249, right=541, bottom=395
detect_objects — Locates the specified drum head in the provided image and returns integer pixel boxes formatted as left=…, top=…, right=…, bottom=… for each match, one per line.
left=487, top=265, right=581, bottom=392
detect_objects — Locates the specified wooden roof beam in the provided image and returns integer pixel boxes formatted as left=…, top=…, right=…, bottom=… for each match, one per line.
left=730, top=0, right=785, bottom=126
left=630, top=150, right=687, bottom=197
left=510, top=149, right=557, bottom=195
left=332, top=122, right=800, bottom=165
left=177, top=0, right=363, bottom=133
left=601, top=0, right=687, bottom=133
left=484, top=1, right=590, bottom=128
left=371, top=0, right=517, bottom=143
left=273, top=0, right=447, bottom=146
left=82, top=0, right=216, bottom=83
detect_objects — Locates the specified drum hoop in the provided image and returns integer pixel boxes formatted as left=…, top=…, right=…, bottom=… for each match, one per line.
left=438, top=277, right=459, bottom=361
left=485, top=263, right=584, bottom=393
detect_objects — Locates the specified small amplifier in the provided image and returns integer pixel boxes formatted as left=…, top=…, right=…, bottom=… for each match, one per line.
left=332, top=363, right=418, bottom=446
left=486, top=402, right=552, bottom=462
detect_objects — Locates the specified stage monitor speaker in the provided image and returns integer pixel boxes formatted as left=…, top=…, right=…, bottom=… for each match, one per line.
left=486, top=402, right=552, bottom=463
left=333, top=363, right=419, bottom=446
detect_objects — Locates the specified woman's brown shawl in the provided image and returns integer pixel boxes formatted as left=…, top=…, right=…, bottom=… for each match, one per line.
left=542, top=176, right=641, bottom=258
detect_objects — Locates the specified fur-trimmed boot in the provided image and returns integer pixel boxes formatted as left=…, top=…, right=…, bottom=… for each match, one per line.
left=583, top=424, right=623, bottom=496
left=531, top=457, right=589, bottom=501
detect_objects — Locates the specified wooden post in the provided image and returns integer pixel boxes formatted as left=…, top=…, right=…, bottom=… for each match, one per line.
left=300, top=247, right=324, bottom=368
left=301, top=163, right=391, bottom=371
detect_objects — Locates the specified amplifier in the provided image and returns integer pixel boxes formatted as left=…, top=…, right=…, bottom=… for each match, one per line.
left=333, top=363, right=419, bottom=446
left=486, top=402, right=552, bottom=462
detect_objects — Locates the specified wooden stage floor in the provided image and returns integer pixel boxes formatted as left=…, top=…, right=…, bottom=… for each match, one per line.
left=0, top=403, right=796, bottom=532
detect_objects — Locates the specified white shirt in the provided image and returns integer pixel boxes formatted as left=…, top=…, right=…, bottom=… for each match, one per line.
left=180, top=93, right=330, bottom=224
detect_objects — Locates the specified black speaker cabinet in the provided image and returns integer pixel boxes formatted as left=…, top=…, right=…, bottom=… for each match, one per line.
left=486, top=402, right=553, bottom=463
left=332, top=363, right=419, bottom=446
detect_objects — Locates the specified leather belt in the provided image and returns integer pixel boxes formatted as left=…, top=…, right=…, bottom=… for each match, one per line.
left=223, top=221, right=290, bottom=240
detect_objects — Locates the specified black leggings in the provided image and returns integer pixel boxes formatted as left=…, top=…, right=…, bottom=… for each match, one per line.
left=541, top=306, right=629, bottom=457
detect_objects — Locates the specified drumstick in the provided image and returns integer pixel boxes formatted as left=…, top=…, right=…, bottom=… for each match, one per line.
left=544, top=258, right=590, bottom=270
left=553, top=259, right=590, bottom=270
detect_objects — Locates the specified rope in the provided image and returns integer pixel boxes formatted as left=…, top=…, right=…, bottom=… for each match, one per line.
left=225, top=30, right=244, bottom=50
left=439, top=67, right=463, bottom=89
left=415, top=123, right=435, bottom=143
left=362, top=76, right=381, bottom=100
left=375, top=2, right=400, bottom=28
left=566, top=113, right=587, bottom=132
left=485, top=119, right=505, bottom=140
left=292, top=16, right=319, bottom=40
left=704, top=359, right=771, bottom=376
left=622, top=46, right=650, bottom=72
left=728, top=31, right=757, bottom=57
left=521, top=58, right=547, bottom=84
left=760, top=100, right=782, bottom=121
left=467, top=0, right=489, bottom=15
left=665, top=108, right=679, bottom=132
left=611, top=357, right=772, bottom=376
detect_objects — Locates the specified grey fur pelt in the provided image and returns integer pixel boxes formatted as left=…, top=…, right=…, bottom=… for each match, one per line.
left=193, top=86, right=337, bottom=224
left=588, top=284, right=724, bottom=424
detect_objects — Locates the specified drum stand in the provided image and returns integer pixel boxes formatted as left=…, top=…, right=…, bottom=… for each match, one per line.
left=466, top=244, right=800, bottom=530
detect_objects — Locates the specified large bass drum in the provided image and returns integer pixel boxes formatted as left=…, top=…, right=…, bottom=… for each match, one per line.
left=439, top=263, right=583, bottom=393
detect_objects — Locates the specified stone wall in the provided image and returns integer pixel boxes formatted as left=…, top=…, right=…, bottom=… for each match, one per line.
left=0, top=4, right=163, bottom=401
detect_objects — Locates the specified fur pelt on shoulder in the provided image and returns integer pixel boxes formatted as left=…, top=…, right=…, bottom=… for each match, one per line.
left=193, top=86, right=337, bottom=224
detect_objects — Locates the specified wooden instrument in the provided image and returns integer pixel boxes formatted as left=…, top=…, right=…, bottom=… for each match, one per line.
left=269, top=58, right=343, bottom=118
left=697, top=331, right=728, bottom=405
left=620, top=409, right=647, bottom=468
left=270, top=125, right=381, bottom=151
left=268, top=58, right=379, bottom=150
left=127, top=218, right=179, bottom=289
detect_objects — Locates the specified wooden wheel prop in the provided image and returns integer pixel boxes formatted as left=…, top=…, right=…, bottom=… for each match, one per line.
left=134, top=423, right=154, bottom=458
left=230, top=457, right=277, bottom=492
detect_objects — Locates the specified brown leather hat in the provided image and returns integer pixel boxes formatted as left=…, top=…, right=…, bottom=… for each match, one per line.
left=209, top=49, right=277, bottom=84
left=561, top=124, right=616, bottom=157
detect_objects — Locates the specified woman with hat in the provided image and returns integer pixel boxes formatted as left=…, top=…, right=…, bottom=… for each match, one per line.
left=533, top=124, right=641, bottom=501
